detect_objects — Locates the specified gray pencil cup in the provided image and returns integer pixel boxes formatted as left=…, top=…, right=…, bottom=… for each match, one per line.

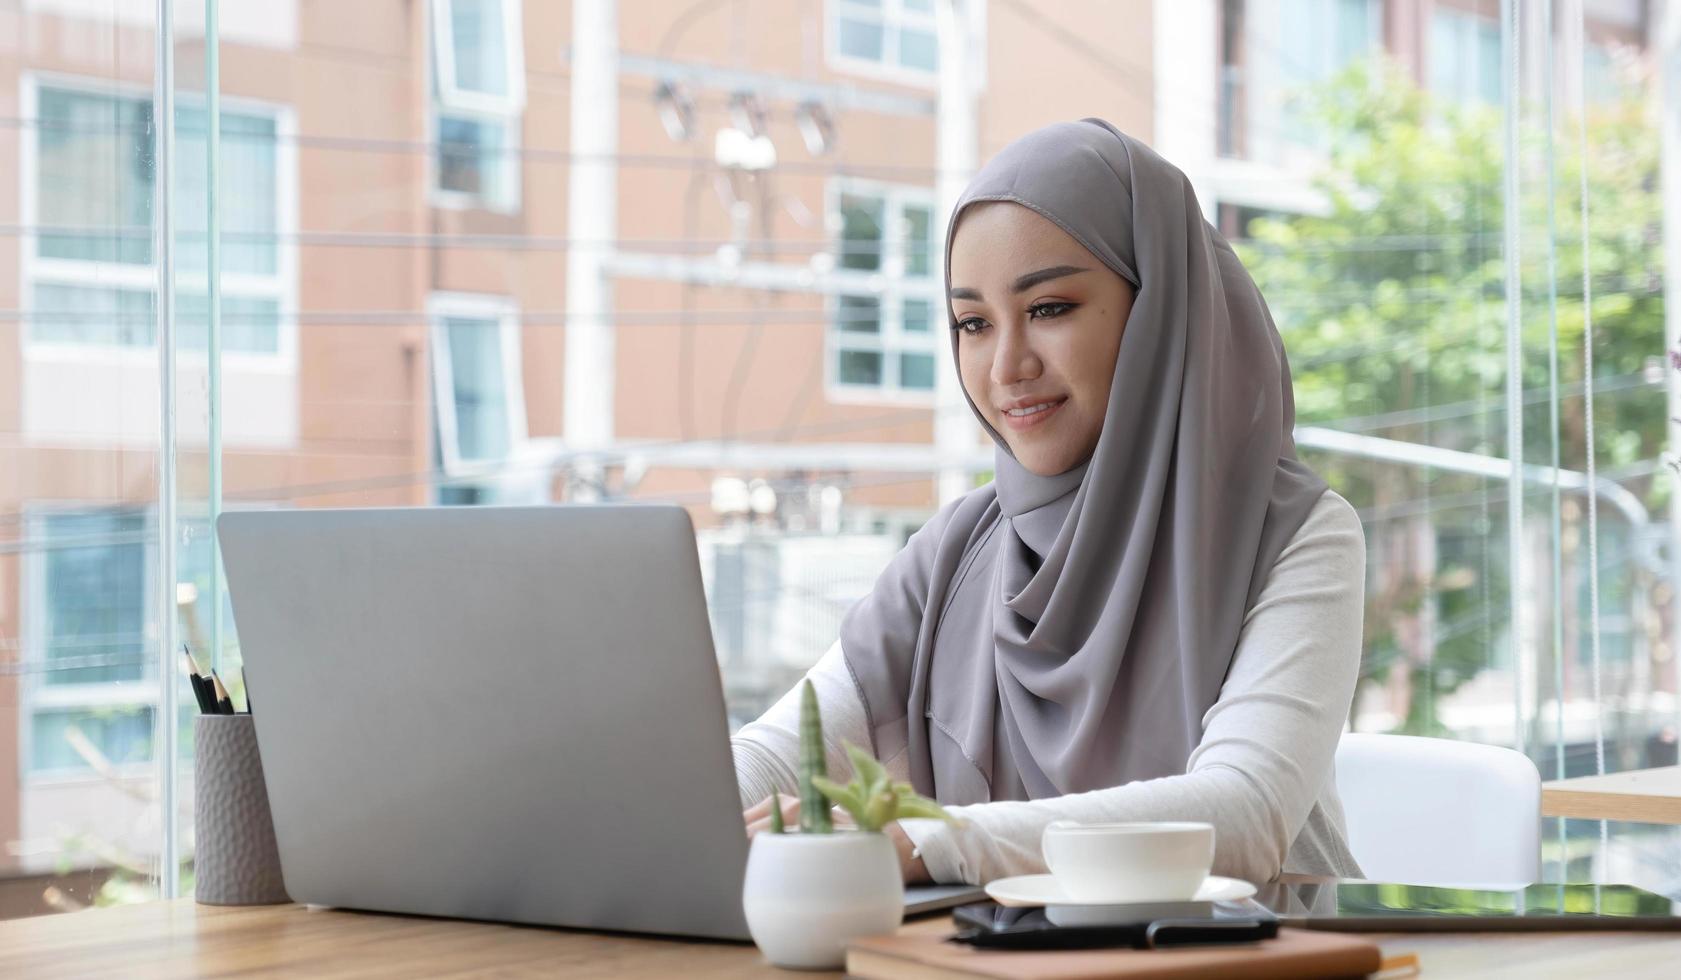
left=193, top=713, right=291, bottom=905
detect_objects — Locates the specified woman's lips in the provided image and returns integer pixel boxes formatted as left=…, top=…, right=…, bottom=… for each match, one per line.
left=999, top=397, right=1067, bottom=432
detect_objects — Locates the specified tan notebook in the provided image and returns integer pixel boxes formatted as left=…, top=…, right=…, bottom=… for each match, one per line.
left=847, top=925, right=1383, bottom=980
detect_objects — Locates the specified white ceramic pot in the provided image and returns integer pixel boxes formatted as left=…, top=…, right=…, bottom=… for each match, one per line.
left=741, top=830, right=904, bottom=970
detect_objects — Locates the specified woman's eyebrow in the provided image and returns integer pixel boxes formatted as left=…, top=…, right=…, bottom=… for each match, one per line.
left=949, top=265, right=1091, bottom=301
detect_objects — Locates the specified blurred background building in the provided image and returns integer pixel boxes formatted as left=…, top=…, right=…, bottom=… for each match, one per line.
left=0, top=0, right=1675, bottom=916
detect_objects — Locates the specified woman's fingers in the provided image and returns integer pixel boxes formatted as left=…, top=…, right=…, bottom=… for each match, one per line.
left=744, top=793, right=805, bottom=837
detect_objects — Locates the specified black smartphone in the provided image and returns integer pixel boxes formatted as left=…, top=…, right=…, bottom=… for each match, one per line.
left=949, top=901, right=1280, bottom=950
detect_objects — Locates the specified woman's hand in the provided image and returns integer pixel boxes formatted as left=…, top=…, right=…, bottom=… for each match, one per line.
left=743, top=795, right=932, bottom=885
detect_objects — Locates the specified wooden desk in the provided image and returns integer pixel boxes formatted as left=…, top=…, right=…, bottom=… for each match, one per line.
left=1542, top=766, right=1681, bottom=824
left=3, top=899, right=1681, bottom=979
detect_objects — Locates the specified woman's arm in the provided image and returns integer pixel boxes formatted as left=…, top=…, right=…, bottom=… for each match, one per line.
left=731, top=641, right=902, bottom=808
left=732, top=495, right=972, bottom=808
left=899, top=490, right=1366, bottom=886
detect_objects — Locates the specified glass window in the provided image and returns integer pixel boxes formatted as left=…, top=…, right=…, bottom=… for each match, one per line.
left=837, top=16, right=885, bottom=61
left=838, top=349, right=883, bottom=385
left=32, top=285, right=280, bottom=354
left=830, top=184, right=939, bottom=395
left=903, top=297, right=933, bottom=333
left=898, top=28, right=937, bottom=72
left=431, top=0, right=523, bottom=209
left=36, top=88, right=154, bottom=265
left=1583, top=44, right=1623, bottom=105
left=37, top=510, right=148, bottom=687
left=448, top=0, right=511, bottom=100
left=903, top=204, right=932, bottom=277
left=179, top=294, right=282, bottom=355
left=30, top=706, right=155, bottom=774
left=30, top=283, right=155, bottom=347
left=1238, top=0, right=1383, bottom=162
left=839, top=295, right=880, bottom=334
left=899, top=352, right=935, bottom=390
left=446, top=316, right=512, bottom=462
left=30, top=86, right=286, bottom=355
left=178, top=109, right=279, bottom=276
left=840, top=193, right=884, bottom=271
left=431, top=301, right=525, bottom=470
left=431, top=0, right=524, bottom=112
left=1429, top=9, right=1501, bottom=106
left=437, top=113, right=513, bottom=207
left=831, top=0, right=940, bottom=76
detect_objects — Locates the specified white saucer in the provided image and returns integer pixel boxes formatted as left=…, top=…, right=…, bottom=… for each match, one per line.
left=984, top=874, right=1257, bottom=908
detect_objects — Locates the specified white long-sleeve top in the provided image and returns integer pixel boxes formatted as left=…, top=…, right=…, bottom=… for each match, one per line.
left=732, top=489, right=1366, bottom=887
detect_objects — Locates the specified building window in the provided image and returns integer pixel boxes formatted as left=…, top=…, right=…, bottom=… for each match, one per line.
left=31, top=707, right=155, bottom=774
left=28, top=82, right=286, bottom=356
left=431, top=0, right=524, bottom=212
left=1234, top=0, right=1382, bottom=164
left=26, top=510, right=154, bottom=776
left=828, top=184, right=938, bottom=398
left=1429, top=9, right=1500, bottom=106
left=829, top=0, right=939, bottom=80
left=1582, top=43, right=1627, bottom=106
left=430, top=294, right=527, bottom=481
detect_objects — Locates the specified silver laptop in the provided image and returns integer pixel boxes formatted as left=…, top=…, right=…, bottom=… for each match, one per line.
left=217, top=505, right=980, bottom=940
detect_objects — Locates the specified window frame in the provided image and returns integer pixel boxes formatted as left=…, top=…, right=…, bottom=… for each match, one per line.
left=430, top=0, right=527, bottom=116
left=18, top=72, right=299, bottom=370
left=428, top=0, right=525, bottom=213
left=428, top=105, right=524, bottom=214
left=20, top=505, right=158, bottom=783
left=1237, top=0, right=1384, bottom=166
left=825, top=0, right=948, bottom=89
left=823, top=177, right=943, bottom=405
left=1428, top=7, right=1501, bottom=107
left=428, top=292, right=529, bottom=476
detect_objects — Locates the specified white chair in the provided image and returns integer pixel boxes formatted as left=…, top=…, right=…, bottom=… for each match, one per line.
left=1334, top=732, right=1541, bottom=888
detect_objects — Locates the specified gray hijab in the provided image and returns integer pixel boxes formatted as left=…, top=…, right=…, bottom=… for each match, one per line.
left=839, top=119, right=1328, bottom=804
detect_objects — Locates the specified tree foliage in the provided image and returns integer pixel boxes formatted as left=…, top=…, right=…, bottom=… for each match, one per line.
left=1235, top=58, right=1664, bottom=735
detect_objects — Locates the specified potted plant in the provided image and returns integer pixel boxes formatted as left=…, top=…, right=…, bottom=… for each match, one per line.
left=741, top=679, right=955, bottom=970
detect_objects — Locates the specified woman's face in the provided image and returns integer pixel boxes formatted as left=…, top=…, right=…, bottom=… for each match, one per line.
left=948, top=202, right=1136, bottom=477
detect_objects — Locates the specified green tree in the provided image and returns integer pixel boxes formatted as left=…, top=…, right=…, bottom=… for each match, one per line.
left=1236, top=58, right=1664, bottom=736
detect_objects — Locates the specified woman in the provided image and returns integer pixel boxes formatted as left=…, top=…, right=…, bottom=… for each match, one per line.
left=734, top=118, right=1365, bottom=888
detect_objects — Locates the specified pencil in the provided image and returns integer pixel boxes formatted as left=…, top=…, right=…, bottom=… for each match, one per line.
left=211, top=672, right=235, bottom=715
left=182, top=645, right=214, bottom=715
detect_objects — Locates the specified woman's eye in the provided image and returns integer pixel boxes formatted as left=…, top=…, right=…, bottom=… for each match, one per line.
left=953, top=305, right=1070, bottom=334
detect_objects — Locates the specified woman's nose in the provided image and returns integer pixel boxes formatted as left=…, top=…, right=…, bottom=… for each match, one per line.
left=990, top=323, right=1042, bottom=387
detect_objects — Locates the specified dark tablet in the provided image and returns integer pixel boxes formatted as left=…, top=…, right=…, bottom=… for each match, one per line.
left=1267, top=881, right=1681, bottom=932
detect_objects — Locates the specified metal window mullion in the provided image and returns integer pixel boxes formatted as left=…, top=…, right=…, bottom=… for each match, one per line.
left=207, top=0, right=225, bottom=679
left=152, top=0, right=180, bottom=901
left=1499, top=0, right=1527, bottom=761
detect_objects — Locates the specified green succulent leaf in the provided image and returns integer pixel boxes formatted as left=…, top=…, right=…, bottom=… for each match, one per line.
left=811, top=775, right=864, bottom=820
left=768, top=790, right=784, bottom=834
left=889, top=783, right=958, bottom=823
left=798, top=680, right=832, bottom=834
left=843, top=740, right=891, bottom=799
left=860, top=789, right=897, bottom=833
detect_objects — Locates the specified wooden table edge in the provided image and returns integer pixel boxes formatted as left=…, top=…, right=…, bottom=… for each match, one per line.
left=1541, top=786, right=1681, bottom=824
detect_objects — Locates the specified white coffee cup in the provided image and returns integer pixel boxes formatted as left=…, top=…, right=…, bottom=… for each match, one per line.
left=1040, top=820, right=1215, bottom=904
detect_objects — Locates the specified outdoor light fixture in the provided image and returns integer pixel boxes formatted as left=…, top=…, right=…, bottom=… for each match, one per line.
left=728, top=90, right=767, bottom=138
left=654, top=78, right=696, bottom=142
left=747, top=479, right=778, bottom=517
left=711, top=476, right=750, bottom=516
left=794, top=100, right=835, bottom=156
left=714, top=126, right=777, bottom=171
